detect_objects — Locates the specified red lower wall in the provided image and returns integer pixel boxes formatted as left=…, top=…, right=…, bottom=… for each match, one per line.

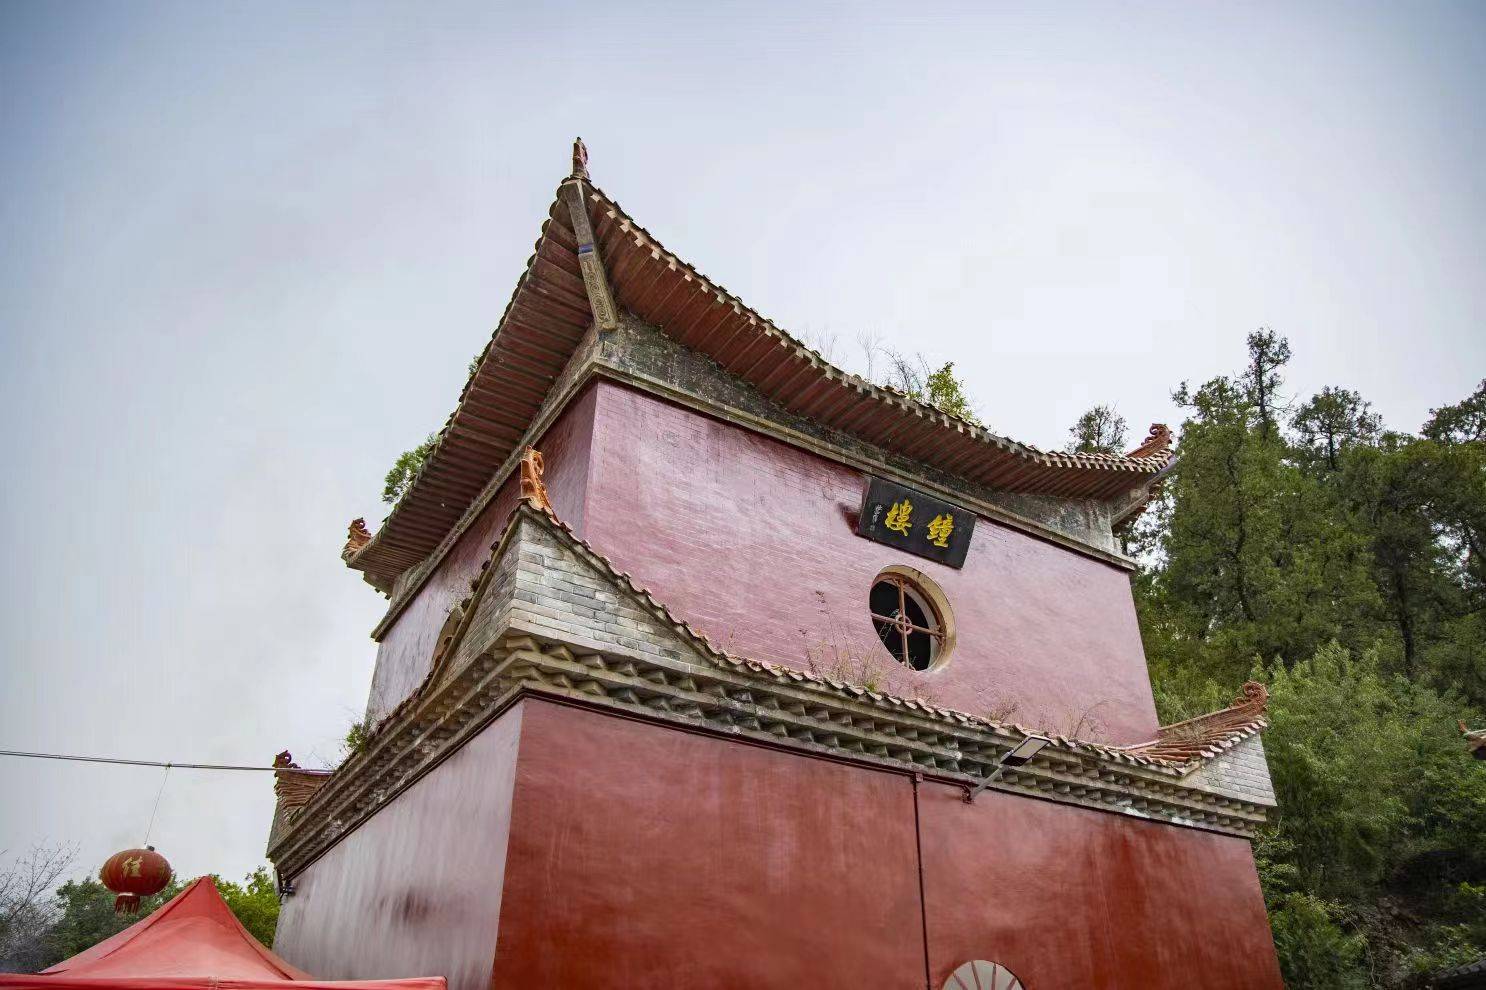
left=494, top=700, right=1282, bottom=989
left=272, top=706, right=524, bottom=990
left=491, top=698, right=928, bottom=989
left=918, top=780, right=1284, bottom=989
left=275, top=701, right=1281, bottom=989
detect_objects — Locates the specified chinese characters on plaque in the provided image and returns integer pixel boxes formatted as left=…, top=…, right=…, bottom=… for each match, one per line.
left=856, top=477, right=975, bottom=568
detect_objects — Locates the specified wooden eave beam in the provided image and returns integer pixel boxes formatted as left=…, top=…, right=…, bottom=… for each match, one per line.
left=558, top=180, right=618, bottom=332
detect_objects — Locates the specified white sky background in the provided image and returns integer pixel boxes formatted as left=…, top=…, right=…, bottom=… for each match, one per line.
left=1, top=1, right=1482, bottom=890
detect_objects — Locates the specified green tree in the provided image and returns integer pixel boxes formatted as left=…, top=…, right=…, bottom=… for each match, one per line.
left=42, top=879, right=178, bottom=966
left=1422, top=382, right=1486, bottom=598
left=1338, top=436, right=1456, bottom=676
left=923, top=361, right=980, bottom=424
left=37, top=869, right=280, bottom=970
left=1135, top=337, right=1486, bottom=984
left=214, top=868, right=280, bottom=948
left=875, top=350, right=982, bottom=425
left=1292, top=386, right=1381, bottom=471
left=1423, top=379, right=1486, bottom=445
left=1156, top=373, right=1375, bottom=673
left=1267, top=893, right=1369, bottom=989
left=382, top=434, right=436, bottom=505
left=1414, top=392, right=1486, bottom=704
left=1311, top=380, right=1486, bottom=700
left=1258, top=643, right=1486, bottom=981
left=1066, top=404, right=1128, bottom=454
left=1242, top=327, right=1292, bottom=442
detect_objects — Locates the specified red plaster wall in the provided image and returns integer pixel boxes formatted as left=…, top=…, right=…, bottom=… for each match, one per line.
left=273, top=705, right=524, bottom=990
left=917, top=779, right=1284, bottom=989
left=581, top=382, right=1161, bottom=745
left=270, top=704, right=1279, bottom=988
left=490, top=699, right=928, bottom=989
left=491, top=702, right=1281, bottom=989
left=365, top=386, right=599, bottom=720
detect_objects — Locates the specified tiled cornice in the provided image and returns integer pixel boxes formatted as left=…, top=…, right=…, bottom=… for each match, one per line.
left=270, top=628, right=1269, bottom=879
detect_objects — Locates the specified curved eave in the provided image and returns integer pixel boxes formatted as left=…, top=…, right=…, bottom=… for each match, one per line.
left=586, top=181, right=1167, bottom=503
left=349, top=175, right=1172, bottom=580
left=349, top=200, right=590, bottom=577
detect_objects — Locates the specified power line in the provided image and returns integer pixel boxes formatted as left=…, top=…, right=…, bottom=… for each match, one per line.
left=0, top=749, right=328, bottom=774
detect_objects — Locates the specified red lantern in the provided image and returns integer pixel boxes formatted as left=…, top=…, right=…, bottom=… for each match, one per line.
left=99, top=846, right=172, bottom=914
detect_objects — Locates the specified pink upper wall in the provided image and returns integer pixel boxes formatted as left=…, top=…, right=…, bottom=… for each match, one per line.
left=367, top=377, right=1161, bottom=743
left=581, top=381, right=1161, bottom=745
left=365, top=387, right=598, bottom=720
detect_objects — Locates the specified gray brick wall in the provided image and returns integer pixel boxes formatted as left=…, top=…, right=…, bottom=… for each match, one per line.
left=504, top=518, right=693, bottom=666
left=1185, top=733, right=1277, bottom=807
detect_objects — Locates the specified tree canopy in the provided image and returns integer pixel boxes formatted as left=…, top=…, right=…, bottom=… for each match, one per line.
left=1066, top=403, right=1128, bottom=455
left=381, top=434, right=436, bottom=506
left=1088, top=333, right=1486, bottom=987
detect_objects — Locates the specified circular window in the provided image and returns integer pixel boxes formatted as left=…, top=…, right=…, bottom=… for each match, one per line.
left=869, top=568, right=952, bottom=671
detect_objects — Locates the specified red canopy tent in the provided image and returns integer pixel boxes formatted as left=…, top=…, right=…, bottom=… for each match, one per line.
left=0, top=878, right=444, bottom=990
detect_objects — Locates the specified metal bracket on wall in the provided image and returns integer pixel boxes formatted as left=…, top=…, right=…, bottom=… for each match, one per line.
left=964, top=734, right=1051, bottom=804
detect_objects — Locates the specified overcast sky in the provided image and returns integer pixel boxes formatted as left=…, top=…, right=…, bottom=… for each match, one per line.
left=2, top=1, right=1482, bottom=890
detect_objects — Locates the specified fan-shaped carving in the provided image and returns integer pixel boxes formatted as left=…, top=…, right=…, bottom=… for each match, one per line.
left=944, top=959, right=1025, bottom=990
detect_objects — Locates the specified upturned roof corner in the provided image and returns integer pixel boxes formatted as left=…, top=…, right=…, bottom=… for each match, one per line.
left=1121, top=682, right=1271, bottom=767
left=1128, top=423, right=1174, bottom=460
